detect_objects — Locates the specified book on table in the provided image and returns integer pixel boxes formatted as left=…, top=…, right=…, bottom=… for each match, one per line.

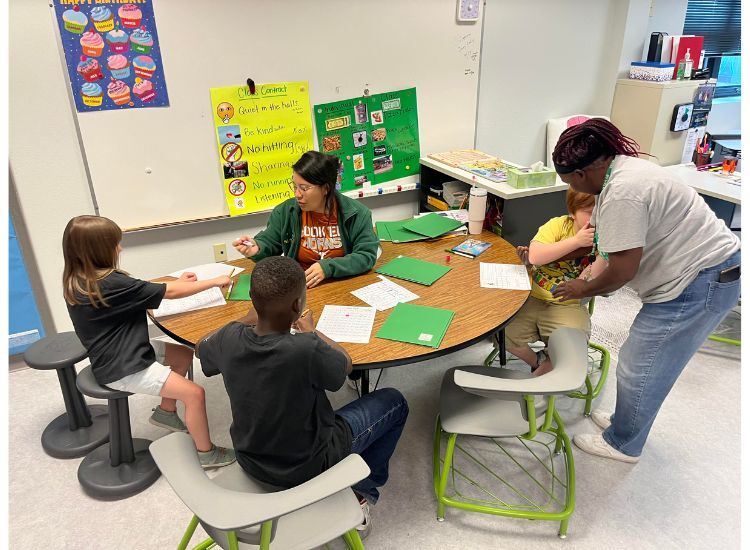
left=451, top=238, right=492, bottom=258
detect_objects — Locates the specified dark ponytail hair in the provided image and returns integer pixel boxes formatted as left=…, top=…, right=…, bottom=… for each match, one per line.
left=292, top=151, right=340, bottom=214
left=552, top=118, right=641, bottom=174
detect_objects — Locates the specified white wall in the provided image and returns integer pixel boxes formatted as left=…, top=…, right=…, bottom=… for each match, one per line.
left=475, top=0, right=691, bottom=166
left=9, top=0, right=418, bottom=332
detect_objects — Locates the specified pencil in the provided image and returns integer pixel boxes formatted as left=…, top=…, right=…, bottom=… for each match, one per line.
left=445, top=248, right=473, bottom=259
left=225, top=281, right=234, bottom=300
left=301, top=308, right=310, bottom=317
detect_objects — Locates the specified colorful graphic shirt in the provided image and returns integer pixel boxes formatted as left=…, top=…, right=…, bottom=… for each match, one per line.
left=530, top=215, right=596, bottom=305
left=297, top=202, right=345, bottom=270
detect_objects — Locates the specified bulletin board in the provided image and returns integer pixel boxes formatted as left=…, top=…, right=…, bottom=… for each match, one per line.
left=57, top=0, right=483, bottom=230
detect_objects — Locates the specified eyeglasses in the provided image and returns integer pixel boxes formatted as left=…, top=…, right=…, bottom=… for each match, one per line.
left=288, top=181, right=315, bottom=193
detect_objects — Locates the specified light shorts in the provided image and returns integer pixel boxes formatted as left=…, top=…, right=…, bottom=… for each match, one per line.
left=105, top=340, right=172, bottom=397
left=505, top=296, right=591, bottom=348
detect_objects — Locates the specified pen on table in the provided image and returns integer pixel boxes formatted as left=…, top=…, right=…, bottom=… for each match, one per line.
left=445, top=248, right=473, bottom=259
left=225, top=280, right=234, bottom=300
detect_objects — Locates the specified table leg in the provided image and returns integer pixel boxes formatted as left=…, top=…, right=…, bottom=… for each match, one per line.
left=498, top=329, right=507, bottom=366
left=360, top=370, right=370, bottom=395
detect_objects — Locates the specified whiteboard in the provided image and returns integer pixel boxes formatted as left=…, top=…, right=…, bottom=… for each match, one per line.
left=72, top=0, right=483, bottom=230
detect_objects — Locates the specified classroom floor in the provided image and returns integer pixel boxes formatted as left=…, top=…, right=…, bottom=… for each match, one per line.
left=9, top=290, right=741, bottom=549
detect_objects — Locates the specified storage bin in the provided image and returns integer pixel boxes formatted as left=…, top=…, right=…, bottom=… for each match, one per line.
left=629, top=62, right=675, bottom=82
left=442, top=180, right=471, bottom=207
left=505, top=166, right=556, bottom=189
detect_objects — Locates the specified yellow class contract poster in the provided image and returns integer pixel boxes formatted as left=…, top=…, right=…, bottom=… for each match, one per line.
left=210, top=81, right=314, bottom=216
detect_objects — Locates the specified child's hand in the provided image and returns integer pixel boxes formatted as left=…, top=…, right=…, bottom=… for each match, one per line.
left=294, top=309, right=315, bottom=332
left=214, top=275, right=232, bottom=288
left=232, top=236, right=259, bottom=257
left=179, top=272, right=197, bottom=282
left=516, top=246, right=530, bottom=265
left=574, top=223, right=595, bottom=248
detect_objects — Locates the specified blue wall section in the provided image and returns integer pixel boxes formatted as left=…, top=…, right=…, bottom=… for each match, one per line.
left=9, top=216, right=45, bottom=355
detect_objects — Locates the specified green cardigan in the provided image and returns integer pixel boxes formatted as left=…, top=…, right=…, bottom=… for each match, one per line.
left=251, top=191, right=378, bottom=278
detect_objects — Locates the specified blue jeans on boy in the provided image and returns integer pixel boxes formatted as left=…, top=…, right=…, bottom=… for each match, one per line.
left=336, top=387, right=409, bottom=504
left=603, top=251, right=740, bottom=457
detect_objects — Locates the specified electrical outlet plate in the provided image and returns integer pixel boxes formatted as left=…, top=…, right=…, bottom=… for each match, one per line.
left=213, top=243, right=227, bottom=262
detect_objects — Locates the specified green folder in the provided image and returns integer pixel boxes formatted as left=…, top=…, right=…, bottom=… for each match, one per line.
left=376, top=256, right=451, bottom=286
left=228, top=274, right=252, bottom=301
left=376, top=303, right=454, bottom=348
left=401, top=213, right=464, bottom=238
left=376, top=220, right=428, bottom=243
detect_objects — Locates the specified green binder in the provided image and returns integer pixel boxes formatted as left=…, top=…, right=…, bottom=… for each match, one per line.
left=228, top=274, right=252, bottom=301
left=376, top=220, right=428, bottom=243
left=401, top=213, right=464, bottom=238
left=376, top=303, right=454, bottom=348
left=375, top=256, right=451, bottom=286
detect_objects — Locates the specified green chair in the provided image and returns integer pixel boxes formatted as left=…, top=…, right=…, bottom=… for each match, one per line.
left=567, top=298, right=611, bottom=416
left=434, top=327, right=588, bottom=538
left=485, top=298, right=611, bottom=417
left=150, top=433, right=369, bottom=550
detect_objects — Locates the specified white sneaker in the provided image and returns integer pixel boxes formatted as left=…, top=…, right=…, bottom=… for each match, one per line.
left=346, top=377, right=359, bottom=392
left=590, top=410, right=612, bottom=431
left=573, top=433, right=639, bottom=463
left=356, top=497, right=372, bottom=540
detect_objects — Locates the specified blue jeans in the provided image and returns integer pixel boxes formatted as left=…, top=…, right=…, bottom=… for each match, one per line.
left=336, top=387, right=409, bottom=504
left=603, top=251, right=740, bottom=457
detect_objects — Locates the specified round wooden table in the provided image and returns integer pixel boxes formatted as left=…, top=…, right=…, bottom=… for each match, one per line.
left=150, top=230, right=529, bottom=393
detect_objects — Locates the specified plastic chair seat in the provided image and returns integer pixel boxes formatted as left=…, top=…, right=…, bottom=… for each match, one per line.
left=24, top=331, right=87, bottom=370
left=76, top=365, right=132, bottom=400
left=440, top=366, right=547, bottom=437
left=205, top=463, right=363, bottom=550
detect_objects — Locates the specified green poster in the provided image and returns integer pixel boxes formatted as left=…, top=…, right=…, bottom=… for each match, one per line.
left=313, top=88, right=420, bottom=193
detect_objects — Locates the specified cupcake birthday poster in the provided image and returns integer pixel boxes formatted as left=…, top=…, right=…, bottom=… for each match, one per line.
left=53, top=1, right=169, bottom=112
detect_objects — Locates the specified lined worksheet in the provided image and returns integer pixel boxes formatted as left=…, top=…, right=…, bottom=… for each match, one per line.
left=152, top=287, right=227, bottom=317
left=479, top=263, right=531, bottom=290
left=315, top=305, right=377, bottom=344
left=351, top=275, right=420, bottom=311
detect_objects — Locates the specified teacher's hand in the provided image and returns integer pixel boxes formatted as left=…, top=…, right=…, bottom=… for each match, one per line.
left=305, top=263, right=326, bottom=289
left=233, top=235, right=259, bottom=257
left=552, top=279, right=587, bottom=301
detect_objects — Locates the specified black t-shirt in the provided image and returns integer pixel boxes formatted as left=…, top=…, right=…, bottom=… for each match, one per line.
left=199, top=322, right=353, bottom=487
left=67, top=271, right=166, bottom=384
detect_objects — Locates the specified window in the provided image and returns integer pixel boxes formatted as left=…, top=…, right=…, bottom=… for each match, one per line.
left=683, top=0, right=740, bottom=98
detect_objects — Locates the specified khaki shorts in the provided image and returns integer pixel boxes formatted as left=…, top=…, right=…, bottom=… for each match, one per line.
left=105, top=340, right=171, bottom=397
left=505, top=296, right=591, bottom=348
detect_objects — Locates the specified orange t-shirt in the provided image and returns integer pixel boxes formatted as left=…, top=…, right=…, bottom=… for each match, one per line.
left=297, top=203, right=345, bottom=270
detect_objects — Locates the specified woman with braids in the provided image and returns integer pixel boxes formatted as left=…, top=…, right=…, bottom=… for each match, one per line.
left=551, top=118, right=740, bottom=463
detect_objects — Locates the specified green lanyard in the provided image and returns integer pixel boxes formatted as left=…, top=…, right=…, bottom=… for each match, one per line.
left=592, top=161, right=614, bottom=262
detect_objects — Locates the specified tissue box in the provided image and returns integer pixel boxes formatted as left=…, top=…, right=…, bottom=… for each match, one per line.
left=506, top=166, right=556, bottom=189
left=629, top=62, right=675, bottom=82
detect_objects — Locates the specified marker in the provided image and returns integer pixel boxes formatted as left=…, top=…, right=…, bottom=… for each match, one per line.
left=242, top=240, right=253, bottom=246
left=445, top=254, right=451, bottom=263
left=445, top=248, right=473, bottom=259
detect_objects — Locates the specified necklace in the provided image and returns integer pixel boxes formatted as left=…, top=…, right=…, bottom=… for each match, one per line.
left=592, top=160, right=614, bottom=262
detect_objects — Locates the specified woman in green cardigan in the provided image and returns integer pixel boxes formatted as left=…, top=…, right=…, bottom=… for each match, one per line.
left=233, top=151, right=378, bottom=288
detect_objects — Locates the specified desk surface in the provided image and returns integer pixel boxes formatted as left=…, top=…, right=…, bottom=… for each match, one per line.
left=150, top=231, right=529, bottom=370
left=666, top=163, right=741, bottom=205
left=420, top=157, right=568, bottom=200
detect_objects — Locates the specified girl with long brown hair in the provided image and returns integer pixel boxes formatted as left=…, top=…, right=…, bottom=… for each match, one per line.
left=63, top=215, right=236, bottom=468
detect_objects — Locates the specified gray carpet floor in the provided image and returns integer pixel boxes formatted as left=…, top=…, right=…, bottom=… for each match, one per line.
left=9, top=292, right=741, bottom=549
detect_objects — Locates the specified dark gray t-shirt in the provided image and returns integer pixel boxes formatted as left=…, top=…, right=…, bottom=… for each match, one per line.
left=592, top=155, right=740, bottom=303
left=67, top=271, right=166, bottom=384
left=199, top=322, right=352, bottom=487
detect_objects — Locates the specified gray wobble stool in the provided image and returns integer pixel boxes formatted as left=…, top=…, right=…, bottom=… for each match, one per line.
left=23, top=332, right=109, bottom=459
left=76, top=366, right=161, bottom=500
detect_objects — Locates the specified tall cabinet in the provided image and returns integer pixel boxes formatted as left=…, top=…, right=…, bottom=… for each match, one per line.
left=610, top=79, right=700, bottom=166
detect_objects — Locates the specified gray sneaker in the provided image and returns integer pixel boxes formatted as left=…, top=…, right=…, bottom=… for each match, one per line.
left=149, top=406, right=188, bottom=433
left=355, top=495, right=372, bottom=540
left=198, top=445, right=236, bottom=469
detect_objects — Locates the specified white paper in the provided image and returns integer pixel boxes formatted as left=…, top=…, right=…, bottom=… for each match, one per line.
left=414, top=209, right=469, bottom=223
left=152, top=287, right=227, bottom=318
left=480, top=263, right=531, bottom=290
left=681, top=127, right=706, bottom=164
left=351, top=275, right=420, bottom=311
left=315, top=305, right=376, bottom=344
left=168, top=263, right=243, bottom=280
